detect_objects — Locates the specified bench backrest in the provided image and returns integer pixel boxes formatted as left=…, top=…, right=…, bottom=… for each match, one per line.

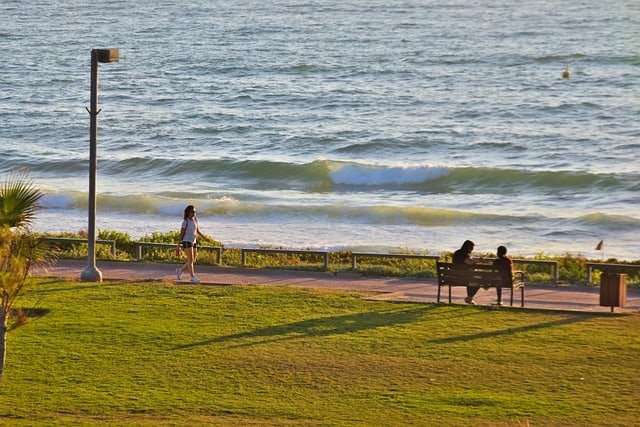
left=436, top=261, right=508, bottom=287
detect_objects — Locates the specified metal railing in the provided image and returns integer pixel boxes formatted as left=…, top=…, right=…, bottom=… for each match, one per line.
left=241, top=248, right=329, bottom=269
left=585, top=262, right=640, bottom=283
left=41, top=237, right=117, bottom=257
left=351, top=252, right=440, bottom=270
left=38, top=238, right=564, bottom=282
left=134, top=242, right=222, bottom=265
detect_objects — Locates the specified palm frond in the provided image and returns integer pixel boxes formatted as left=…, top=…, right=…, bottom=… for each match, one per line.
left=0, top=174, right=43, bottom=228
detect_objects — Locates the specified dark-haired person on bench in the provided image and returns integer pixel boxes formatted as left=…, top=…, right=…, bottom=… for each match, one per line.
left=492, top=246, right=513, bottom=306
left=452, top=240, right=483, bottom=305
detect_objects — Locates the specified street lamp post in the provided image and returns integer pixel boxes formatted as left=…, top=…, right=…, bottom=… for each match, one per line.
left=81, top=48, right=120, bottom=282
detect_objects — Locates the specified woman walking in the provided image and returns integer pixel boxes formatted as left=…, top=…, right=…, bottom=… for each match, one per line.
left=176, top=205, right=210, bottom=283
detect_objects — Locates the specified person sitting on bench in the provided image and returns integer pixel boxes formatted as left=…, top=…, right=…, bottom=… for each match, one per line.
left=452, top=240, right=483, bottom=305
left=492, top=245, right=513, bottom=306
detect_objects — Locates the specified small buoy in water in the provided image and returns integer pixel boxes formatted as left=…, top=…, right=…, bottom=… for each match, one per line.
left=562, top=65, right=571, bottom=79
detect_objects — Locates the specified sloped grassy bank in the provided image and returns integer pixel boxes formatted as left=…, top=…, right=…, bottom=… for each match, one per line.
left=38, top=230, right=640, bottom=285
left=1, top=280, right=639, bottom=426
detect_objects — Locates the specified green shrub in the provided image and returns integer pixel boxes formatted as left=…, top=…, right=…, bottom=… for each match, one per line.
left=556, top=253, right=588, bottom=283
left=139, top=231, right=181, bottom=244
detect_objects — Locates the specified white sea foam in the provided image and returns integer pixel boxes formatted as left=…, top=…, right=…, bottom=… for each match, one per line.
left=330, top=164, right=450, bottom=186
left=40, top=193, right=76, bottom=209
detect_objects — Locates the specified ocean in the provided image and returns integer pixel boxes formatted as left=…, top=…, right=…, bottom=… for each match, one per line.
left=1, top=0, right=639, bottom=260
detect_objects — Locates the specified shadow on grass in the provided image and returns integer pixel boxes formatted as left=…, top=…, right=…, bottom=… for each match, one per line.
left=28, top=281, right=127, bottom=295
left=428, top=313, right=591, bottom=344
left=10, top=307, right=50, bottom=319
left=8, top=307, right=51, bottom=331
left=173, top=305, right=441, bottom=350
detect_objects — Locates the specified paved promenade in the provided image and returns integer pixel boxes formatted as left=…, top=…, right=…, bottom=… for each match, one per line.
left=35, top=259, right=640, bottom=314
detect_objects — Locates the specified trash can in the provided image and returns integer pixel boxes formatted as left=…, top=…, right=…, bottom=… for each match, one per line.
left=599, top=273, right=627, bottom=312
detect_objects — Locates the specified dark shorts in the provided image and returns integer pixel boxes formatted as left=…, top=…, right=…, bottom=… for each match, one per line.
left=180, top=241, right=197, bottom=249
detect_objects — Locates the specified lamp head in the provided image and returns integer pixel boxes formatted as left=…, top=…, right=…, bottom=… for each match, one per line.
left=93, top=48, right=120, bottom=63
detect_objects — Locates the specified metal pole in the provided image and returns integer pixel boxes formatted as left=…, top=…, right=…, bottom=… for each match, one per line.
left=81, top=50, right=102, bottom=282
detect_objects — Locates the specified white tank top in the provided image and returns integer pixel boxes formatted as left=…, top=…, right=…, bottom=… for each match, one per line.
left=181, top=218, right=198, bottom=243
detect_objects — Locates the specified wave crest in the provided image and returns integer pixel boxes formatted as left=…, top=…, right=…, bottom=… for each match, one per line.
left=329, top=163, right=450, bottom=186
left=16, top=157, right=637, bottom=195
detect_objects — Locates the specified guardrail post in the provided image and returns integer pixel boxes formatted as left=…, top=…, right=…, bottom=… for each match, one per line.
left=553, top=263, right=558, bottom=283
left=241, top=249, right=247, bottom=267
left=137, top=244, right=142, bottom=261
left=587, top=265, right=592, bottom=283
left=323, top=252, right=329, bottom=269
left=351, top=254, right=357, bottom=270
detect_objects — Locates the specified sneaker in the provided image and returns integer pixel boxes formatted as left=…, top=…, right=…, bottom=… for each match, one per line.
left=190, top=276, right=200, bottom=284
left=176, top=268, right=183, bottom=281
left=464, top=296, right=477, bottom=305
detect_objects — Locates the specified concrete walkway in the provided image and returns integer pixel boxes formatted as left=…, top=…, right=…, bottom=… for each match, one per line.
left=35, top=259, right=640, bottom=314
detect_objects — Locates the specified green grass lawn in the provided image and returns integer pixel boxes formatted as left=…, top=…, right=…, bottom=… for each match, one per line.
left=1, top=279, right=639, bottom=426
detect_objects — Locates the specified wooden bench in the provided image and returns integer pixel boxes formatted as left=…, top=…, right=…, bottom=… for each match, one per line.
left=41, top=237, right=117, bottom=256
left=134, top=242, right=222, bottom=265
left=586, top=262, right=640, bottom=283
left=436, top=261, right=525, bottom=307
left=241, top=248, right=329, bottom=269
left=351, top=252, right=440, bottom=269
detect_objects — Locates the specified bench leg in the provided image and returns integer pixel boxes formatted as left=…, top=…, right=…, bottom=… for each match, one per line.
left=510, top=289, right=514, bottom=307
left=448, top=285, right=452, bottom=304
left=437, top=284, right=441, bottom=303
left=521, top=286, right=525, bottom=307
